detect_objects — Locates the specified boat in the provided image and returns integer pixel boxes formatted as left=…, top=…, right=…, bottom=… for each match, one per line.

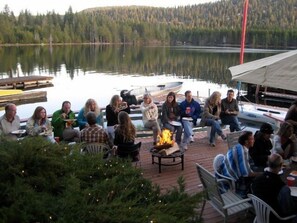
left=0, top=89, right=23, bottom=96
left=238, top=101, right=287, bottom=128
left=121, top=81, right=183, bottom=105
left=130, top=81, right=183, bottom=99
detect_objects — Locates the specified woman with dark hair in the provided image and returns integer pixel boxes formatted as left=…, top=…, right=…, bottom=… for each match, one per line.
left=272, top=121, right=297, bottom=159
left=285, top=100, right=297, bottom=134
left=114, top=111, right=136, bottom=146
left=249, top=123, right=273, bottom=168
left=26, top=106, right=55, bottom=143
left=161, top=92, right=182, bottom=145
left=106, top=94, right=130, bottom=141
left=114, top=111, right=139, bottom=161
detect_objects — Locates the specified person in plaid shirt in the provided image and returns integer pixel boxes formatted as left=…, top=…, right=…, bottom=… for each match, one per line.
left=80, top=112, right=113, bottom=149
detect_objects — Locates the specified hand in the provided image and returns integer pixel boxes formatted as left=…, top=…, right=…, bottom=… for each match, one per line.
left=150, top=106, right=154, bottom=109
left=61, top=113, right=67, bottom=119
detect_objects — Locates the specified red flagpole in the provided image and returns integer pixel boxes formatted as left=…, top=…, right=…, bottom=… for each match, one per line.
left=239, top=0, right=248, bottom=64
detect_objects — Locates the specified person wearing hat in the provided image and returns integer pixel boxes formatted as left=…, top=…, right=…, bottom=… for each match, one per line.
left=249, top=123, right=274, bottom=169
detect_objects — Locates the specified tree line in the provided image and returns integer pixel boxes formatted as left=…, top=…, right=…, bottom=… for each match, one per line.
left=0, top=0, right=297, bottom=48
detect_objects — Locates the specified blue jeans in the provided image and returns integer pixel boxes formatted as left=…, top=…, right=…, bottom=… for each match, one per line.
left=221, top=115, right=241, bottom=132
left=163, top=123, right=182, bottom=144
left=205, top=119, right=223, bottom=144
left=181, top=120, right=193, bottom=144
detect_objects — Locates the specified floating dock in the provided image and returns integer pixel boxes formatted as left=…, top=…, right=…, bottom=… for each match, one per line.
left=0, top=91, right=47, bottom=107
left=0, top=76, right=53, bottom=89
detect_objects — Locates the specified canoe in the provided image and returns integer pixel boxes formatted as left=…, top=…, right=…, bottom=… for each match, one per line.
left=0, top=89, right=23, bottom=96
left=238, top=102, right=287, bottom=128
left=127, top=81, right=183, bottom=100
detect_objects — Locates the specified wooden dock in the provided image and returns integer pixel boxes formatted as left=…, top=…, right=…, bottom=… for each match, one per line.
left=0, top=91, right=47, bottom=107
left=0, top=76, right=53, bottom=89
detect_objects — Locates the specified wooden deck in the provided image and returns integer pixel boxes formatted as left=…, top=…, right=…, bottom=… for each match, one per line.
left=0, top=91, right=47, bottom=106
left=135, top=130, right=255, bottom=223
left=0, top=76, right=53, bottom=89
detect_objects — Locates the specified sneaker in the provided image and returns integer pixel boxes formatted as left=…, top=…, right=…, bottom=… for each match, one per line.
left=189, top=136, right=194, bottom=143
left=210, top=143, right=216, bottom=147
left=221, top=134, right=227, bottom=141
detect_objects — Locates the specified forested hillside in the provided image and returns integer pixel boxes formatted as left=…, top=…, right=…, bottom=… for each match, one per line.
left=0, top=0, right=296, bottom=48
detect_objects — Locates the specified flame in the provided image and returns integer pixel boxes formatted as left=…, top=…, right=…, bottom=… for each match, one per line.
left=157, top=129, right=174, bottom=146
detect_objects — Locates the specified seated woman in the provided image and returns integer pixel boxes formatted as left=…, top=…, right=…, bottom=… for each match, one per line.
left=26, top=106, right=55, bottom=143
left=161, top=92, right=182, bottom=145
left=77, top=98, right=102, bottom=130
left=106, top=94, right=130, bottom=141
left=114, top=111, right=139, bottom=161
left=140, top=93, right=161, bottom=145
left=200, top=91, right=226, bottom=147
left=271, top=121, right=297, bottom=159
left=249, top=123, right=273, bottom=169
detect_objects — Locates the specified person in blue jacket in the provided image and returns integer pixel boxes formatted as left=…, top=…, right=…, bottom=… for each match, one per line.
left=77, top=98, right=103, bottom=130
left=179, top=90, right=201, bottom=150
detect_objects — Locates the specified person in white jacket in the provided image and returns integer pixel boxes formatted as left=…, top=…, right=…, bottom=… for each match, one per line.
left=140, top=93, right=161, bottom=145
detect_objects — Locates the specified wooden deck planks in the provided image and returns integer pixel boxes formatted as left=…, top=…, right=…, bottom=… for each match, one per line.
left=136, top=130, right=254, bottom=223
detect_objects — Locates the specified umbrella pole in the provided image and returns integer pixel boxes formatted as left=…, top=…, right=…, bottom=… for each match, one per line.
left=237, top=0, right=249, bottom=100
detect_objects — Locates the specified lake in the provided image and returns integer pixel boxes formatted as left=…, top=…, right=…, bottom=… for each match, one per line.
left=0, top=45, right=283, bottom=119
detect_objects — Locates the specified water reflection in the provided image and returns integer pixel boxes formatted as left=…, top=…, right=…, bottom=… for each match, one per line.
left=0, top=45, right=281, bottom=119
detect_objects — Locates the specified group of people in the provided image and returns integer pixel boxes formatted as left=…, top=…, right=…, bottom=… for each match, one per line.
left=218, top=117, right=297, bottom=221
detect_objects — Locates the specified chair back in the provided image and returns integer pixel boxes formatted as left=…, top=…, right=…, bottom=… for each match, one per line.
left=248, top=194, right=296, bottom=223
left=213, top=154, right=235, bottom=190
left=227, top=131, right=243, bottom=149
left=196, top=163, right=224, bottom=209
left=83, top=143, right=110, bottom=155
left=117, top=142, right=141, bottom=162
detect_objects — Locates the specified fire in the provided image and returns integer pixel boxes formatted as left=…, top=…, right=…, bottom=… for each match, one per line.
left=157, top=129, right=174, bottom=146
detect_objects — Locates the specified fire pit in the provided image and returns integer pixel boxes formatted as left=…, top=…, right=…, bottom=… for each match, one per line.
left=150, top=129, right=184, bottom=173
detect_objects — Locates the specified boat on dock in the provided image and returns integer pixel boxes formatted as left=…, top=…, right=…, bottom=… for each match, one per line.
left=121, top=81, right=183, bottom=102
left=238, top=102, right=287, bottom=128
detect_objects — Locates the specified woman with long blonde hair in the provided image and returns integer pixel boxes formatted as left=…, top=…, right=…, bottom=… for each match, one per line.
left=140, top=93, right=161, bottom=145
left=77, top=98, right=102, bottom=130
left=200, top=91, right=226, bottom=147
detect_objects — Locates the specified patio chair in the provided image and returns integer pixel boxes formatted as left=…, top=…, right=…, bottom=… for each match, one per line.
left=82, top=143, right=110, bottom=157
left=226, top=131, right=243, bottom=149
left=213, top=154, right=236, bottom=191
left=247, top=194, right=296, bottom=223
left=196, top=163, right=252, bottom=223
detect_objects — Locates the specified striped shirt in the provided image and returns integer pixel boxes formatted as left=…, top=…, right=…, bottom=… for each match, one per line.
left=221, top=143, right=253, bottom=180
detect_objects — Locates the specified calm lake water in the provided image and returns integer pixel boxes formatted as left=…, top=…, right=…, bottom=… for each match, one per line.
left=0, top=45, right=283, bottom=119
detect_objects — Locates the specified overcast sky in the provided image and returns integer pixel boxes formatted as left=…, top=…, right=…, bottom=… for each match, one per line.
left=0, top=0, right=218, bottom=15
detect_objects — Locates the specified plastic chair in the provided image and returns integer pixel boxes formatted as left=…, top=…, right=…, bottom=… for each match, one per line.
left=247, top=194, right=296, bottom=223
left=82, top=143, right=110, bottom=155
left=227, top=131, right=243, bottom=149
left=196, top=163, right=252, bottom=223
left=213, top=154, right=236, bottom=190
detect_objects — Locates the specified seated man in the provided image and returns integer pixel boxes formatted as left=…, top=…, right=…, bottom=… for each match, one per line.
left=52, top=101, right=80, bottom=142
left=221, top=131, right=260, bottom=197
left=252, top=153, right=297, bottom=222
left=0, top=103, right=20, bottom=140
left=80, top=111, right=113, bottom=149
left=220, top=89, right=241, bottom=132
left=179, top=90, right=201, bottom=150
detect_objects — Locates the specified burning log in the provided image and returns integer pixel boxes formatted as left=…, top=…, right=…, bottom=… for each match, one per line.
left=153, top=129, right=180, bottom=155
